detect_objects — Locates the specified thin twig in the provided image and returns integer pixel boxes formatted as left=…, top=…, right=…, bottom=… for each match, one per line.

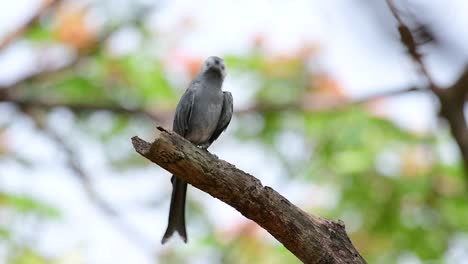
left=1, top=85, right=424, bottom=121
left=386, top=0, right=468, bottom=180
left=386, top=0, right=442, bottom=93
left=236, top=85, right=423, bottom=114
left=23, top=110, right=154, bottom=251
left=0, top=96, right=167, bottom=122
left=0, top=0, right=60, bottom=51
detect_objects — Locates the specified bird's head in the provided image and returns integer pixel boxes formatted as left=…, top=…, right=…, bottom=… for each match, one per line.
left=200, top=56, right=226, bottom=80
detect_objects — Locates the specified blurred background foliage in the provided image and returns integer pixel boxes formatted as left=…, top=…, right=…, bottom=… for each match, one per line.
left=0, top=0, right=467, bottom=263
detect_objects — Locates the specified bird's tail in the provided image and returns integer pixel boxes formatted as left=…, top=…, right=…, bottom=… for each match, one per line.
left=161, top=175, right=188, bottom=244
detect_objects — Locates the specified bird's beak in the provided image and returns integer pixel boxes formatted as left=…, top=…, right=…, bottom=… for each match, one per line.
left=208, top=64, right=225, bottom=77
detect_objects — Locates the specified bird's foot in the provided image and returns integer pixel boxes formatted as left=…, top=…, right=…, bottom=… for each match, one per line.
left=197, top=143, right=210, bottom=150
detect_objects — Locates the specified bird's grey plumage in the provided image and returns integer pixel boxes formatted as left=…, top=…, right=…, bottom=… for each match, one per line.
left=162, top=56, right=233, bottom=244
left=207, top=92, right=233, bottom=146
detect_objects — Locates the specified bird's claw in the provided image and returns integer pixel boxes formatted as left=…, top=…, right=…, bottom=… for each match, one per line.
left=197, top=143, right=210, bottom=150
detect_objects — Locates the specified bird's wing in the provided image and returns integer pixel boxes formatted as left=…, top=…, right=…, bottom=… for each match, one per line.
left=208, top=91, right=233, bottom=145
left=172, top=84, right=197, bottom=137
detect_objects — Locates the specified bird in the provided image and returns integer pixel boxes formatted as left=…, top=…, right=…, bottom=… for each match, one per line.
left=161, top=56, right=233, bottom=244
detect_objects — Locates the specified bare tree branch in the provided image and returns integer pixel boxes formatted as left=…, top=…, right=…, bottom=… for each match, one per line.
left=131, top=127, right=366, bottom=264
left=46, top=129, right=154, bottom=251
left=452, top=67, right=468, bottom=99
left=386, top=0, right=468, bottom=180
left=1, top=84, right=424, bottom=122
left=22, top=110, right=154, bottom=252
left=237, top=85, right=423, bottom=115
left=0, top=0, right=60, bottom=51
left=0, top=94, right=168, bottom=123
left=386, top=0, right=443, bottom=94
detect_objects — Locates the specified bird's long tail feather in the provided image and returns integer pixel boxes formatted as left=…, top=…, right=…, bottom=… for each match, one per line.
left=161, top=175, right=187, bottom=244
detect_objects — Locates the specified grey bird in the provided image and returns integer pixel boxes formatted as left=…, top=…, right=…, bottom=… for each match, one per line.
left=161, top=56, right=233, bottom=244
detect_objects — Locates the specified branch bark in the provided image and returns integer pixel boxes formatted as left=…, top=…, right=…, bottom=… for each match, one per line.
left=131, top=127, right=366, bottom=264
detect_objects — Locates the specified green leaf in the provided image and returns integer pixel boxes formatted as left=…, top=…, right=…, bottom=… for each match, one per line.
left=9, top=248, right=49, bottom=264
left=24, top=24, right=52, bottom=42
left=0, top=193, right=60, bottom=218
